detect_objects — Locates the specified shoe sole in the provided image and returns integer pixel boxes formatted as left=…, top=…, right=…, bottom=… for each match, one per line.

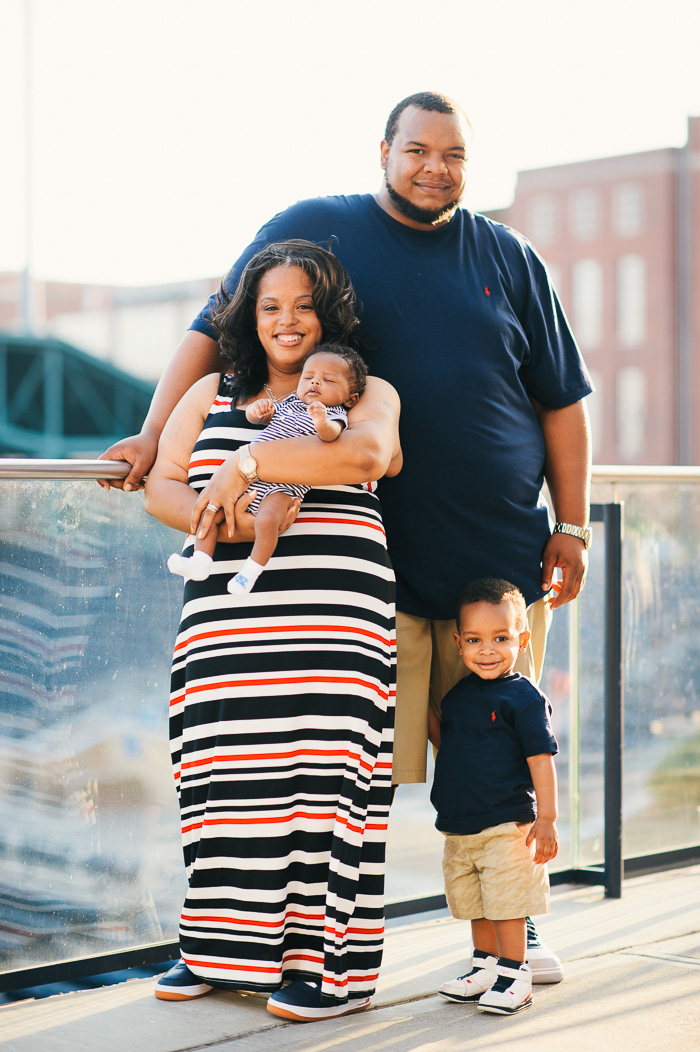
left=478, top=995, right=533, bottom=1015
left=529, top=965, right=564, bottom=984
left=154, top=986, right=213, bottom=1001
left=438, top=990, right=485, bottom=1003
left=266, top=996, right=371, bottom=1022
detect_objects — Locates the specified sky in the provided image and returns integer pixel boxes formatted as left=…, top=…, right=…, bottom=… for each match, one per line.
left=1, top=0, right=699, bottom=286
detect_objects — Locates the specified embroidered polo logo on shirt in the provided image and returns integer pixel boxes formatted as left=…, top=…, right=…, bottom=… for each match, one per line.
left=491, top=711, right=496, bottom=722
left=484, top=285, right=491, bottom=296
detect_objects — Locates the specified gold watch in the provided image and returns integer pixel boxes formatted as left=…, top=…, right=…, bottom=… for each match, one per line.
left=553, top=522, right=592, bottom=549
left=238, top=444, right=260, bottom=484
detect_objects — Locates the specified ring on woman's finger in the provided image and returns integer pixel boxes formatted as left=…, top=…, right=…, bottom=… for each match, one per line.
left=206, top=503, right=219, bottom=512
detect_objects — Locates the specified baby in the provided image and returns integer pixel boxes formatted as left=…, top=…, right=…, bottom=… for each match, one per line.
left=168, top=344, right=367, bottom=596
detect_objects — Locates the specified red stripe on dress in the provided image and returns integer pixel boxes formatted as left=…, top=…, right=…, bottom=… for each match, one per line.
left=183, top=957, right=280, bottom=975
left=182, top=746, right=368, bottom=770
left=188, top=457, right=225, bottom=469
left=174, top=623, right=394, bottom=653
left=299, top=515, right=385, bottom=535
left=181, top=910, right=324, bottom=927
left=283, top=953, right=324, bottom=965
left=202, top=812, right=363, bottom=829
left=182, top=813, right=367, bottom=835
left=171, top=675, right=389, bottom=706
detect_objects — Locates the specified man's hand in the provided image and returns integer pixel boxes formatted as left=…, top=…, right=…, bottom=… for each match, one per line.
left=525, top=818, right=559, bottom=864
left=541, top=532, right=588, bottom=608
left=98, top=432, right=159, bottom=492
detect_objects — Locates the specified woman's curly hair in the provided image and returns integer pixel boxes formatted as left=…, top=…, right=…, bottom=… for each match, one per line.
left=210, top=240, right=363, bottom=402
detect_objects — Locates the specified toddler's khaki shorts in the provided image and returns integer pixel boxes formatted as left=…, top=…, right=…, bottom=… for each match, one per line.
left=442, top=821, right=550, bottom=921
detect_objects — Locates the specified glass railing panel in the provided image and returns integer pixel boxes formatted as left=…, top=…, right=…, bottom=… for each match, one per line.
left=3, top=464, right=698, bottom=978
left=0, top=479, right=185, bottom=972
left=591, top=478, right=700, bottom=860
left=571, top=519, right=607, bottom=868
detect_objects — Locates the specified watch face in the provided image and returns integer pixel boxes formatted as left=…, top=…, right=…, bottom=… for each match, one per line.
left=240, top=457, right=256, bottom=477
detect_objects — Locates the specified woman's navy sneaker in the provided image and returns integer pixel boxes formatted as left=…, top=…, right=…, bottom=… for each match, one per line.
left=267, top=980, right=371, bottom=1022
left=154, top=960, right=214, bottom=1001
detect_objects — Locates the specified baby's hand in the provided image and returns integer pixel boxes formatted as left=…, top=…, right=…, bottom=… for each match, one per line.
left=247, top=398, right=275, bottom=424
left=307, top=401, right=328, bottom=425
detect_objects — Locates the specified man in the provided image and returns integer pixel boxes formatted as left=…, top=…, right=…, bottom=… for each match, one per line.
left=102, top=92, right=592, bottom=981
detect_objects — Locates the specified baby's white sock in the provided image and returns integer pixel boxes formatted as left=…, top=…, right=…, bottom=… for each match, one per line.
left=167, top=550, right=213, bottom=582
left=227, top=557, right=265, bottom=596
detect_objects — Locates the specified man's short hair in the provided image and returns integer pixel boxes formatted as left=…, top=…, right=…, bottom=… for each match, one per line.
left=456, top=577, right=527, bottom=631
left=384, top=91, right=471, bottom=146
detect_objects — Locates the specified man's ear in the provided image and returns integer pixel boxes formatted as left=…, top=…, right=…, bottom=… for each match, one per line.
left=380, top=139, right=389, bottom=170
left=518, top=630, right=531, bottom=653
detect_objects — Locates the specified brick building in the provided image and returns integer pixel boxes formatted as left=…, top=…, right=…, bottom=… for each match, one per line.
left=488, top=116, right=700, bottom=466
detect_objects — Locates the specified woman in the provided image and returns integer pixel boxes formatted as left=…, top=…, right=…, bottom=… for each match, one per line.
left=144, top=240, right=401, bottom=1022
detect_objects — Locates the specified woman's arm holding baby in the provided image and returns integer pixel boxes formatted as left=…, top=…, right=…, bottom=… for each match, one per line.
left=192, top=376, right=401, bottom=538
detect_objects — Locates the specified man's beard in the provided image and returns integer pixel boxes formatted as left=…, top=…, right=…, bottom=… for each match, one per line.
left=385, top=174, right=461, bottom=226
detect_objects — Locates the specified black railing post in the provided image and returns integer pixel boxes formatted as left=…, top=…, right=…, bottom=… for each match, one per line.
left=603, top=501, right=624, bottom=897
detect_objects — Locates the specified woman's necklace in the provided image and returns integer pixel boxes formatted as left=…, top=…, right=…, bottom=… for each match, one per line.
left=263, top=383, right=295, bottom=402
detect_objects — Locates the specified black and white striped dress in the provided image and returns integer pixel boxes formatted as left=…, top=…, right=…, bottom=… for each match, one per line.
left=169, top=375, right=395, bottom=1004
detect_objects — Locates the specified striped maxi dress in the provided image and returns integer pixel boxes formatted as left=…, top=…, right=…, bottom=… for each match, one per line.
left=169, top=374, right=396, bottom=1005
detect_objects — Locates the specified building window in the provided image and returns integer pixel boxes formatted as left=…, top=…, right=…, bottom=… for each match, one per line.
left=570, top=189, right=601, bottom=241
left=571, top=259, right=603, bottom=349
left=587, top=370, right=603, bottom=461
left=528, top=195, right=558, bottom=245
left=613, top=183, right=644, bottom=237
left=616, top=366, right=647, bottom=460
left=616, top=254, right=646, bottom=345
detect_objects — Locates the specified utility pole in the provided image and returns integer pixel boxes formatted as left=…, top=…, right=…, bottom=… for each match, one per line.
left=20, top=0, right=34, bottom=333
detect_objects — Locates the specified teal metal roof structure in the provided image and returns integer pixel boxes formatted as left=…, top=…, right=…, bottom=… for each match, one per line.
left=0, top=334, right=155, bottom=457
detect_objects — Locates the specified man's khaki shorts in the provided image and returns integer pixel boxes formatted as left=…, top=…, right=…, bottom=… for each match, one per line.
left=392, top=597, right=552, bottom=783
left=442, top=823, right=550, bottom=921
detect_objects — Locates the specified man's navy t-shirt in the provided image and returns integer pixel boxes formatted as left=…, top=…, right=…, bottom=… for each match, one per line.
left=191, top=194, right=592, bottom=620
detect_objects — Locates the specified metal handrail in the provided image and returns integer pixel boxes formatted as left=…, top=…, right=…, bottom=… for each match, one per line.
left=1, top=459, right=700, bottom=483
left=0, top=459, right=129, bottom=479
left=592, top=465, right=700, bottom=483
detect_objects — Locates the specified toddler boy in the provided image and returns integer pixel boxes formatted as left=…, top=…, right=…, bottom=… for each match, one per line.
left=429, top=577, right=558, bottom=1014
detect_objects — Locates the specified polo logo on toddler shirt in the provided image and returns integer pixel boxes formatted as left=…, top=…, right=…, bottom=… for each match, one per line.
left=484, top=285, right=491, bottom=296
left=491, top=711, right=496, bottom=722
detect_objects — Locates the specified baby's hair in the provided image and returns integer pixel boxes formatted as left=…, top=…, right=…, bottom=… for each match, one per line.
left=306, top=344, right=368, bottom=397
left=456, top=577, right=527, bottom=632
